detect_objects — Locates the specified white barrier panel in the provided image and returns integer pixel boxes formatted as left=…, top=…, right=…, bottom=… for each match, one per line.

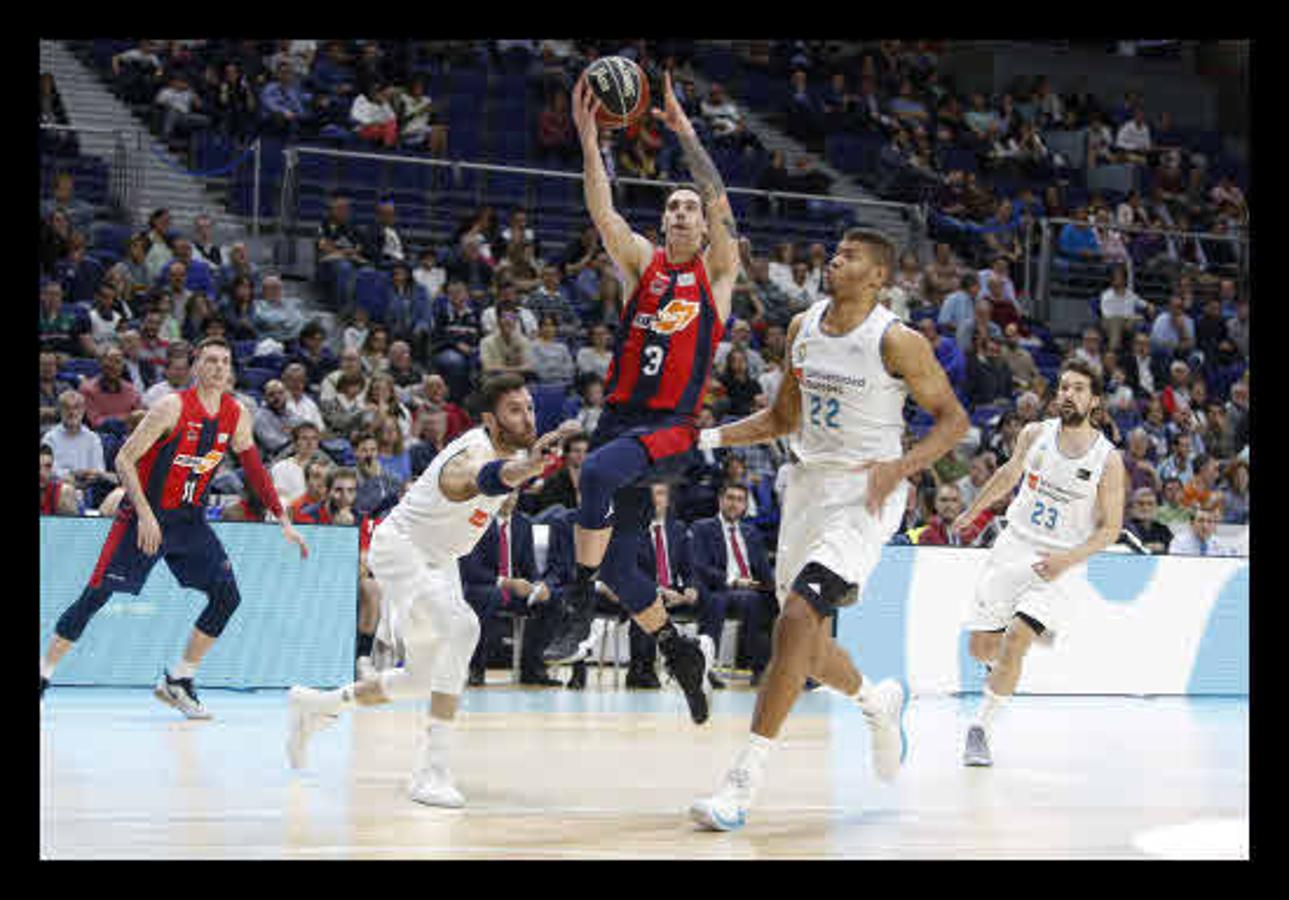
left=836, top=546, right=1248, bottom=696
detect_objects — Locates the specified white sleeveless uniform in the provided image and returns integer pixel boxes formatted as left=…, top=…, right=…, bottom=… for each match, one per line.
left=775, top=299, right=910, bottom=605
left=968, top=418, right=1114, bottom=637
left=368, top=427, right=522, bottom=695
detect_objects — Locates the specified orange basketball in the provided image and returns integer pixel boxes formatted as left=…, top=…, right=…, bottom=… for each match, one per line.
left=583, top=56, right=651, bottom=130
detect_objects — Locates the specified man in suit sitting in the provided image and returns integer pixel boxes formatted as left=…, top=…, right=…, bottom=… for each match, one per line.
left=458, top=493, right=562, bottom=686
left=690, top=481, right=777, bottom=687
left=628, top=482, right=699, bottom=689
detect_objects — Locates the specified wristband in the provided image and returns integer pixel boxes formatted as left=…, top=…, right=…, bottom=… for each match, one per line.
left=698, top=428, right=723, bottom=450
left=475, top=459, right=511, bottom=496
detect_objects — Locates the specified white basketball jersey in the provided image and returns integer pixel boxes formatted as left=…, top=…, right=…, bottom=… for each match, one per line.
left=788, top=299, right=907, bottom=466
left=382, top=427, right=522, bottom=567
left=1004, top=418, right=1114, bottom=550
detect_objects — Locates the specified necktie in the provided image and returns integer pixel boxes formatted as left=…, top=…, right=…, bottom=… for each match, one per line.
left=729, top=524, right=751, bottom=580
left=498, top=521, right=511, bottom=605
left=654, top=524, right=671, bottom=588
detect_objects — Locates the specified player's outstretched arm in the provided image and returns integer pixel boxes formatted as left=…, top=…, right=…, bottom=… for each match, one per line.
left=231, top=402, right=308, bottom=558
left=439, top=420, right=582, bottom=504
left=952, top=422, right=1043, bottom=534
left=700, top=313, right=805, bottom=450
left=572, top=77, right=652, bottom=293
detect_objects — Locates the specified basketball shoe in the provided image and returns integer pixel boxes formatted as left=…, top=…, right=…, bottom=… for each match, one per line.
left=408, top=731, right=464, bottom=808
left=286, top=686, right=339, bottom=770
left=40, top=677, right=48, bottom=703
left=356, top=656, right=377, bottom=682
left=863, top=678, right=909, bottom=782
left=542, top=580, right=599, bottom=665
left=690, top=766, right=757, bottom=832
left=963, top=724, right=993, bottom=767
left=154, top=671, right=212, bottom=720
left=661, top=633, right=714, bottom=725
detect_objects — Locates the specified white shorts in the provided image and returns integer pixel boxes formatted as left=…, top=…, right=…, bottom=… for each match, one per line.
left=367, top=521, right=479, bottom=696
left=967, top=526, right=1085, bottom=638
left=774, top=463, right=909, bottom=608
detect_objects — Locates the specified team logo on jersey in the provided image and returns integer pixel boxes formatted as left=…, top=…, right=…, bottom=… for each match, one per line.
left=469, top=508, right=489, bottom=528
left=1076, top=468, right=1092, bottom=481
left=186, top=425, right=201, bottom=441
left=676, top=272, right=696, bottom=287
left=218, top=433, right=229, bottom=444
left=648, top=273, right=670, bottom=296
left=1027, top=472, right=1039, bottom=490
left=651, top=299, right=700, bottom=335
left=174, top=450, right=225, bottom=476
left=1032, top=450, right=1045, bottom=470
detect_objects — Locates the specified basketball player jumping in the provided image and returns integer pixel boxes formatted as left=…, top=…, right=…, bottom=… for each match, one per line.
left=287, top=375, right=580, bottom=808
left=540, top=72, right=741, bottom=725
left=689, top=230, right=970, bottom=831
left=39, top=337, right=309, bottom=717
left=954, top=359, right=1124, bottom=767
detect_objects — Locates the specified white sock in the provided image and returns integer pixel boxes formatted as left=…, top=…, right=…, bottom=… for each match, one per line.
left=853, top=678, right=880, bottom=713
left=975, top=686, right=1008, bottom=733
left=426, top=716, right=453, bottom=761
left=40, top=659, right=55, bottom=680
left=171, top=658, right=197, bottom=680
left=736, top=732, right=774, bottom=772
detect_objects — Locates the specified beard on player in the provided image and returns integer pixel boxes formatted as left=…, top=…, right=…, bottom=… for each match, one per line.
left=1058, top=398, right=1093, bottom=427
left=494, top=416, right=538, bottom=452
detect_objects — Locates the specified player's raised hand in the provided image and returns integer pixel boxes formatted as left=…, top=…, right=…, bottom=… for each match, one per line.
left=571, top=76, right=601, bottom=144
left=651, top=70, right=693, bottom=135
left=527, top=419, right=581, bottom=465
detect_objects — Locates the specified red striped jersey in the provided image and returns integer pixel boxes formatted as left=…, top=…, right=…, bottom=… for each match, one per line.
left=604, top=247, right=724, bottom=416
left=134, top=387, right=242, bottom=512
left=40, top=480, right=65, bottom=515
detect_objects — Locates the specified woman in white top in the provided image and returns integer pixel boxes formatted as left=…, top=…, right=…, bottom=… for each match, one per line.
left=1098, top=264, right=1146, bottom=353
left=576, top=322, right=613, bottom=380
left=530, top=314, right=576, bottom=384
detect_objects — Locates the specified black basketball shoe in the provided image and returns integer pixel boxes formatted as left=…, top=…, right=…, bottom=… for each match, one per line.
left=542, top=581, right=599, bottom=665
left=660, top=633, right=714, bottom=725
left=40, top=677, right=48, bottom=702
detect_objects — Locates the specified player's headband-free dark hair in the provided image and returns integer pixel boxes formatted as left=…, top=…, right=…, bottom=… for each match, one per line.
left=194, top=335, right=231, bottom=356
left=1058, top=358, right=1105, bottom=396
left=476, top=372, right=529, bottom=415
left=841, top=228, right=896, bottom=284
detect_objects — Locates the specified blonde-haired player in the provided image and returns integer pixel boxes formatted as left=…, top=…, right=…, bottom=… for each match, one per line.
left=954, top=358, right=1125, bottom=766
left=689, top=230, right=969, bottom=830
left=286, top=374, right=579, bottom=807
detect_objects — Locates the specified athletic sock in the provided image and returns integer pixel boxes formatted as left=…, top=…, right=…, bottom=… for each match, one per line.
left=40, top=659, right=55, bottom=680
left=355, top=632, right=374, bottom=660
left=171, top=658, right=197, bottom=680
left=975, top=685, right=1008, bottom=733
left=853, top=677, right=880, bottom=714
left=426, top=716, right=453, bottom=762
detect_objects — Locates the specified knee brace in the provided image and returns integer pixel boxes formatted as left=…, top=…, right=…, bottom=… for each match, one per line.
left=55, top=585, right=114, bottom=643
left=576, top=440, right=649, bottom=530
left=791, top=562, right=858, bottom=618
left=195, top=579, right=242, bottom=638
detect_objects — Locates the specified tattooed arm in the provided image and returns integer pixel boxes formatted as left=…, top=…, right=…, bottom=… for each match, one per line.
left=652, top=71, right=741, bottom=319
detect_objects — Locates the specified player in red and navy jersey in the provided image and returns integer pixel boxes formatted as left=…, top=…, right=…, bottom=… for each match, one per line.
left=39, top=337, right=308, bottom=716
left=542, top=71, right=741, bottom=725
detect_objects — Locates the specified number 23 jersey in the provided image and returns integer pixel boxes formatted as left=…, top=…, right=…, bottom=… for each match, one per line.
left=1004, top=417, right=1113, bottom=550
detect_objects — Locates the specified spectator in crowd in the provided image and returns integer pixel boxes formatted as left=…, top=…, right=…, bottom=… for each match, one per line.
left=1124, top=330, right=1163, bottom=400
left=939, top=273, right=979, bottom=347
left=576, top=322, right=614, bottom=381
left=260, top=61, right=312, bottom=138
left=42, top=172, right=94, bottom=236
left=959, top=297, right=1002, bottom=354
left=78, top=345, right=142, bottom=429
left=914, top=483, right=969, bottom=546
left=1150, top=294, right=1197, bottom=359
left=1155, top=476, right=1191, bottom=534
left=1124, top=487, right=1173, bottom=554
left=1168, top=503, right=1237, bottom=557
left=154, top=74, right=211, bottom=141
left=363, top=372, right=413, bottom=441
left=537, top=90, right=577, bottom=167
left=481, top=281, right=539, bottom=338
left=291, top=320, right=339, bottom=388
left=373, top=415, right=411, bottom=484
left=142, top=348, right=193, bottom=408
left=965, top=335, right=1012, bottom=407
left=351, top=82, right=399, bottom=147
left=1194, top=296, right=1231, bottom=364
left=211, top=61, right=258, bottom=137
left=480, top=311, right=535, bottom=378
left=271, top=421, right=324, bottom=503
left=112, top=39, right=164, bottom=104
left=1220, top=458, right=1249, bottom=525
left=573, top=374, right=606, bottom=434
left=363, top=197, right=408, bottom=269
left=40, top=351, right=75, bottom=430
left=520, top=431, right=588, bottom=516
left=530, top=314, right=576, bottom=384
left=1122, top=427, right=1162, bottom=497
left=1160, top=360, right=1193, bottom=418
left=169, top=237, right=216, bottom=300
left=43, top=390, right=114, bottom=504
left=1115, top=106, right=1152, bottom=164
left=253, top=275, right=306, bottom=343
left=405, top=372, right=472, bottom=442
left=288, top=459, right=333, bottom=524
left=218, top=276, right=256, bottom=343
left=1099, top=264, right=1147, bottom=353
left=690, top=483, right=777, bottom=687
left=143, top=207, right=177, bottom=283
left=220, top=242, right=261, bottom=300
left=985, top=410, right=1024, bottom=467
left=81, top=281, right=129, bottom=354
left=527, top=265, right=581, bottom=338
left=1159, top=429, right=1196, bottom=486
left=1181, top=453, right=1222, bottom=510
left=1225, top=296, right=1249, bottom=361
left=321, top=370, right=368, bottom=439
left=39, top=280, right=85, bottom=359
left=997, top=322, right=1039, bottom=393
left=717, top=348, right=761, bottom=419
left=315, top=194, right=368, bottom=310
left=1058, top=207, right=1102, bottom=263
left=1073, top=327, right=1105, bottom=378
left=406, top=407, right=449, bottom=479
left=916, top=316, right=966, bottom=398
left=955, top=451, right=998, bottom=509
left=459, top=493, right=559, bottom=687
left=382, top=263, right=434, bottom=350
left=431, top=280, right=482, bottom=401
left=40, top=444, right=79, bottom=516
left=319, top=346, right=370, bottom=406
left=625, top=482, right=698, bottom=690
left=385, top=339, right=425, bottom=399
left=280, top=362, right=325, bottom=432
left=121, top=233, right=153, bottom=297
left=713, top=319, right=766, bottom=380
left=923, top=242, right=964, bottom=308
left=39, top=209, right=73, bottom=278
left=351, top=429, right=403, bottom=515
left=412, top=247, right=448, bottom=306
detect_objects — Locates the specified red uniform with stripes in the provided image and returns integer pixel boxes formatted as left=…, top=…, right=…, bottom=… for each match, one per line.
left=135, top=387, right=242, bottom=512
left=40, top=480, right=65, bottom=515
left=604, top=247, right=724, bottom=418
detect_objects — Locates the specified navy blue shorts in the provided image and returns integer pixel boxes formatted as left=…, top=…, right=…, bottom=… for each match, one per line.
left=591, top=406, right=698, bottom=474
left=89, top=506, right=234, bottom=595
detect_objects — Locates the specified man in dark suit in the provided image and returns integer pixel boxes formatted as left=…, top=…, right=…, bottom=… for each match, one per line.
left=690, top=482, right=777, bottom=686
left=628, top=482, right=698, bottom=689
left=1124, top=330, right=1168, bottom=400
left=458, top=494, right=562, bottom=686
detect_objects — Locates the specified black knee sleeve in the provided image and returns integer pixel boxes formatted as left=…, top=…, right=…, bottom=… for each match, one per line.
left=55, top=586, right=114, bottom=643
left=791, top=562, right=858, bottom=617
left=195, top=579, right=242, bottom=638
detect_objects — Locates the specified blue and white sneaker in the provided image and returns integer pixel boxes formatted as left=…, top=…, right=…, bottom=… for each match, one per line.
left=864, top=678, right=908, bottom=782
left=963, top=724, right=993, bottom=767
left=690, top=767, right=755, bottom=832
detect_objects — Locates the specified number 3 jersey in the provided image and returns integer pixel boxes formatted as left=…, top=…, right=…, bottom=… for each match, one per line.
left=1004, top=417, right=1113, bottom=550
left=789, top=299, right=906, bottom=467
left=605, top=247, right=724, bottom=417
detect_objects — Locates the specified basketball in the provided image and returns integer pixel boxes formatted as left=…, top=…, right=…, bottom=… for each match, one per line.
left=583, top=56, right=651, bottom=130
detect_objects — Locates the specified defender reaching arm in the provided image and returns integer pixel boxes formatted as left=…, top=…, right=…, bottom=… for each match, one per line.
left=438, top=420, right=582, bottom=504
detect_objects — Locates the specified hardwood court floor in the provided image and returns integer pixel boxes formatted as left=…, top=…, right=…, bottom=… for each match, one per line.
left=39, top=677, right=1248, bottom=859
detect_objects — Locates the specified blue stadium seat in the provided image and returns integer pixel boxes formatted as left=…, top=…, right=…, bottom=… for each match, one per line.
left=321, top=437, right=356, bottom=467
left=247, top=354, right=286, bottom=376
left=531, top=384, right=569, bottom=435
left=232, top=340, right=258, bottom=361
left=355, top=268, right=389, bottom=321
left=239, top=367, right=278, bottom=391
left=60, top=358, right=101, bottom=381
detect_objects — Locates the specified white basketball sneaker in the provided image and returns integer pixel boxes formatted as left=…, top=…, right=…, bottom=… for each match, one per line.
left=863, top=678, right=909, bottom=782
left=154, top=671, right=213, bottom=720
left=690, top=766, right=757, bottom=832
left=409, top=763, right=465, bottom=809
left=356, top=656, right=377, bottom=682
left=286, top=686, right=338, bottom=770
